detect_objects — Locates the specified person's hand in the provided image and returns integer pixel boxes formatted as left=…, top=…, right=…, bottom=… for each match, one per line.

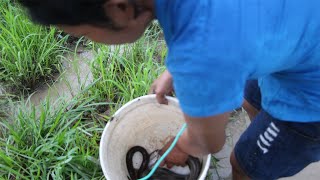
left=160, top=138, right=189, bottom=168
left=149, top=70, right=174, bottom=104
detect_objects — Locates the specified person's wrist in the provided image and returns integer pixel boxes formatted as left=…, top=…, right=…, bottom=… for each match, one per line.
left=178, top=130, right=209, bottom=157
left=175, top=139, right=189, bottom=155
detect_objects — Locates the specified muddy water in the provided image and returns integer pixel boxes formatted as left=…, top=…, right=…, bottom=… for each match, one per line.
left=29, top=44, right=128, bottom=106
left=30, top=51, right=94, bottom=106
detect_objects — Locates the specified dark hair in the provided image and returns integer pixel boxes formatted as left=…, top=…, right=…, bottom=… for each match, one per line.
left=18, top=0, right=113, bottom=27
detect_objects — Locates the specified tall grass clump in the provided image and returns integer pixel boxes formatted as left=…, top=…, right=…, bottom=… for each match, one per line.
left=0, top=19, right=166, bottom=179
left=88, top=29, right=167, bottom=112
left=0, top=0, right=67, bottom=93
left=0, top=90, right=109, bottom=179
left=0, top=93, right=13, bottom=118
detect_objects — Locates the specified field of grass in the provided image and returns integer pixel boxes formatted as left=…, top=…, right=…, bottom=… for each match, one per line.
left=0, top=0, right=67, bottom=93
left=0, top=95, right=106, bottom=179
left=88, top=31, right=166, bottom=112
left=0, top=5, right=167, bottom=176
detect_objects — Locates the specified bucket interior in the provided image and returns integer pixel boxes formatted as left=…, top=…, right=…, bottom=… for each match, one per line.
left=100, top=95, right=210, bottom=180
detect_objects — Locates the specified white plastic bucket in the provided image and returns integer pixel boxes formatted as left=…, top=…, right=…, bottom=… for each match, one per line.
left=99, top=95, right=211, bottom=180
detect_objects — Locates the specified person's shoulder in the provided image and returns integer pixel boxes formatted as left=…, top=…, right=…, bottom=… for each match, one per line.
left=170, top=0, right=209, bottom=28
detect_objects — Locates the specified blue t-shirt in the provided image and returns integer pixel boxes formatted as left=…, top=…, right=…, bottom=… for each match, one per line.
left=155, top=0, right=320, bottom=122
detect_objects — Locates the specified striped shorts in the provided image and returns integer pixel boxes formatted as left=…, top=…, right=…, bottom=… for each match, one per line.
left=234, top=80, right=320, bottom=179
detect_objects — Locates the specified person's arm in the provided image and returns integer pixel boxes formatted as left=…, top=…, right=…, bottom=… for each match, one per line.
left=179, top=112, right=229, bottom=156
left=160, top=113, right=229, bottom=167
left=150, top=70, right=231, bottom=166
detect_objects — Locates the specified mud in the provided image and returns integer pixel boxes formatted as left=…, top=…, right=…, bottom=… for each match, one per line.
left=30, top=51, right=94, bottom=106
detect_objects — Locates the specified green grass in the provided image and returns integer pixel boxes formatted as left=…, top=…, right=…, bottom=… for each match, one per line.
left=0, top=23, right=167, bottom=179
left=0, top=19, right=221, bottom=178
left=0, top=0, right=67, bottom=93
left=0, top=93, right=13, bottom=119
left=0, top=88, right=109, bottom=179
left=87, top=29, right=167, bottom=112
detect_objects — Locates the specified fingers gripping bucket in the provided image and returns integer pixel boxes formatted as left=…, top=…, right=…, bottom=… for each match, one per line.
left=99, top=95, right=211, bottom=180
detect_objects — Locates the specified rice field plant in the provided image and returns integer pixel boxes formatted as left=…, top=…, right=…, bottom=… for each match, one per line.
left=0, top=93, right=13, bottom=119
left=0, top=0, right=67, bottom=93
left=88, top=32, right=167, bottom=113
left=0, top=87, right=110, bottom=179
left=0, top=20, right=167, bottom=178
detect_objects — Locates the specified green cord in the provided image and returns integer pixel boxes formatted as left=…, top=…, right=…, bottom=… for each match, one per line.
left=138, top=123, right=188, bottom=180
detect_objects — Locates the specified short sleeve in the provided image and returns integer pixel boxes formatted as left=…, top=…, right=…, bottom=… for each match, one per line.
left=162, top=0, right=249, bottom=117
left=167, top=52, right=248, bottom=117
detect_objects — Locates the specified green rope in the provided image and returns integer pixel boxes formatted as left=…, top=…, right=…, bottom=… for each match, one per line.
left=138, top=123, right=188, bottom=180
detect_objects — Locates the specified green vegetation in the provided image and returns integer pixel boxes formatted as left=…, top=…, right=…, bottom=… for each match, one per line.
left=0, top=93, right=107, bottom=179
left=0, top=93, right=12, bottom=117
left=88, top=33, right=166, bottom=112
left=0, top=0, right=67, bottom=93
left=0, top=6, right=167, bottom=176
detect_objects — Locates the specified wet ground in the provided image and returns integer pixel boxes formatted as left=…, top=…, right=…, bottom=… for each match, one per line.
left=30, top=51, right=94, bottom=106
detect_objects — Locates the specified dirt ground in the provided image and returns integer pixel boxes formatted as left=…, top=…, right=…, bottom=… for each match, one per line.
left=209, top=110, right=320, bottom=180
left=30, top=51, right=93, bottom=106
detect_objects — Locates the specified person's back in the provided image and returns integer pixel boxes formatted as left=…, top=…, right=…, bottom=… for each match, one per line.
left=238, top=0, right=320, bottom=121
left=156, top=0, right=320, bottom=121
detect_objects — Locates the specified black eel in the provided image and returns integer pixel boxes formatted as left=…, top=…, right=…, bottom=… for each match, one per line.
left=126, top=146, right=201, bottom=180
